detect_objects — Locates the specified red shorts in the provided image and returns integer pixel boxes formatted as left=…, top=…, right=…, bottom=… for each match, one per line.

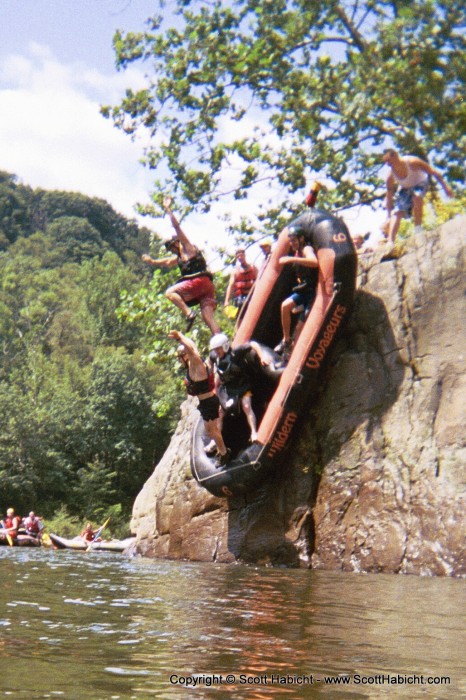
left=171, top=275, right=216, bottom=310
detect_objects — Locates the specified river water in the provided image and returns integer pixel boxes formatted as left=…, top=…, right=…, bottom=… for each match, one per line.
left=0, top=548, right=464, bottom=699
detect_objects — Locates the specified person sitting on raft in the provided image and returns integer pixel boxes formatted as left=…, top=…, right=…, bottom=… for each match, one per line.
left=168, top=329, right=231, bottom=465
left=142, top=196, right=220, bottom=335
left=209, top=333, right=272, bottom=443
left=23, top=511, right=44, bottom=539
left=80, top=522, right=101, bottom=543
left=274, top=230, right=319, bottom=357
left=1, top=508, right=21, bottom=538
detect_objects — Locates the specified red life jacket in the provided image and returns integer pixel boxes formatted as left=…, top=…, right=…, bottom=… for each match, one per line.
left=4, top=515, right=20, bottom=532
left=233, top=265, right=256, bottom=298
left=25, top=517, right=41, bottom=534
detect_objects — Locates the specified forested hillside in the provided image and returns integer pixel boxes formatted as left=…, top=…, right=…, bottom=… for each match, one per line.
left=0, top=171, right=184, bottom=528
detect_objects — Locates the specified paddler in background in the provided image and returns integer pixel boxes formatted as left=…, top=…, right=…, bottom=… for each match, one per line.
left=80, top=522, right=100, bottom=543
left=1, top=508, right=21, bottom=538
left=23, top=511, right=44, bottom=539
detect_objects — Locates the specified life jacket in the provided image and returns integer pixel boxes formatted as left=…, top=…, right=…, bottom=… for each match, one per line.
left=184, top=363, right=215, bottom=396
left=232, top=265, right=256, bottom=298
left=178, top=251, right=213, bottom=281
left=25, top=517, right=41, bottom=534
left=4, top=515, right=20, bottom=532
left=216, top=351, right=247, bottom=388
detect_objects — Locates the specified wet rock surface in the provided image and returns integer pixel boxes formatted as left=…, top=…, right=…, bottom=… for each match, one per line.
left=131, top=216, right=465, bottom=576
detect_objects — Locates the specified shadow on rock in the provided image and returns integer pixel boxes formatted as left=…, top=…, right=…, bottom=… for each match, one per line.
left=226, top=289, right=405, bottom=568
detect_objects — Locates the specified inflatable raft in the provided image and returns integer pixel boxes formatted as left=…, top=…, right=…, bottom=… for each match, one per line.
left=0, top=532, right=41, bottom=546
left=191, top=217, right=357, bottom=498
left=49, top=534, right=136, bottom=552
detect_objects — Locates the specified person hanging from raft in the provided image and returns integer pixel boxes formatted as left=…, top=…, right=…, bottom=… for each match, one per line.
left=142, top=196, right=221, bottom=335
left=209, top=333, right=274, bottom=443
left=274, top=230, right=319, bottom=357
left=169, top=329, right=231, bottom=465
left=280, top=208, right=355, bottom=328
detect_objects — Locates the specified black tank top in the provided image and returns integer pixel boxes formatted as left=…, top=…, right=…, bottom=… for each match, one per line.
left=178, top=251, right=213, bottom=280
left=184, top=363, right=215, bottom=396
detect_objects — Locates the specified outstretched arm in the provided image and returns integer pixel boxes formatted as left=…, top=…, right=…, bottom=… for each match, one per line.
left=279, top=246, right=318, bottom=267
left=411, top=158, right=453, bottom=197
left=142, top=253, right=178, bottom=269
left=168, top=329, right=200, bottom=358
left=249, top=341, right=271, bottom=366
left=163, top=196, right=198, bottom=257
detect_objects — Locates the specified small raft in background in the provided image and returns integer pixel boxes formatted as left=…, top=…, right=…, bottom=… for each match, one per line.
left=190, top=225, right=357, bottom=498
left=49, top=534, right=136, bottom=552
left=0, top=532, right=41, bottom=546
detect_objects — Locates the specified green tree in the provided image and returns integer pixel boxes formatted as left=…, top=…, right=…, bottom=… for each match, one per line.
left=32, top=189, right=152, bottom=264
left=0, top=171, right=32, bottom=248
left=105, top=0, right=465, bottom=229
left=74, top=348, right=168, bottom=514
left=0, top=172, right=182, bottom=524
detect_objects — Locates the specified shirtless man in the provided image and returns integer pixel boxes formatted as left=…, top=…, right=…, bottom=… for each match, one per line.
left=382, top=149, right=453, bottom=243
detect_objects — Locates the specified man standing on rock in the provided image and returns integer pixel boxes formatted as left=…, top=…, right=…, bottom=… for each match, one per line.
left=168, top=329, right=230, bottom=464
left=382, top=148, right=453, bottom=244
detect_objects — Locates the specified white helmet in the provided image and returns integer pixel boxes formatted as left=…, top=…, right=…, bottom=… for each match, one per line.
left=209, top=333, right=230, bottom=352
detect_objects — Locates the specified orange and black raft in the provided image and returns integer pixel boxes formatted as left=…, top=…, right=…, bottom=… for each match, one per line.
left=190, top=211, right=358, bottom=498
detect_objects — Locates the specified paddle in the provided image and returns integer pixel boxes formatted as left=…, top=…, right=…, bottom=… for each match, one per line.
left=86, top=517, right=110, bottom=551
left=41, top=533, right=52, bottom=547
left=1, top=525, right=14, bottom=547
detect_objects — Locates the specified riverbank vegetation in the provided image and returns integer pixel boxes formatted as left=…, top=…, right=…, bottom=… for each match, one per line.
left=0, top=171, right=198, bottom=530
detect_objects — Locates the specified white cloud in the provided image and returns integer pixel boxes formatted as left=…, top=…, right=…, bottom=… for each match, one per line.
left=0, top=43, right=155, bottom=226
left=0, top=41, right=385, bottom=267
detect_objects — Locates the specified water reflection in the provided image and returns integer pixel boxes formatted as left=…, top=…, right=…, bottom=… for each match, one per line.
left=0, top=548, right=464, bottom=698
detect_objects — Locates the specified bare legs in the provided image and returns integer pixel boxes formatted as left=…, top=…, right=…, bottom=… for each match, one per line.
left=165, top=287, right=220, bottom=334
left=200, top=305, right=221, bottom=335
left=204, top=418, right=227, bottom=455
left=387, top=195, right=423, bottom=243
left=165, top=287, right=192, bottom=317
left=240, top=394, right=258, bottom=442
left=218, top=396, right=258, bottom=442
left=280, top=297, right=296, bottom=344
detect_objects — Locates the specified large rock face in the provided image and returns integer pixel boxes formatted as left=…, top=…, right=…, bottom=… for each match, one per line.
left=131, top=217, right=465, bottom=576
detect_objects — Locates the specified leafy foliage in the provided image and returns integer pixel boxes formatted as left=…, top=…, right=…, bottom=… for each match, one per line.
left=104, top=0, right=465, bottom=231
left=0, top=173, right=177, bottom=526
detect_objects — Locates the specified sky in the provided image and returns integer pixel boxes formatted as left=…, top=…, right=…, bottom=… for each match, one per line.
left=0, top=1, right=158, bottom=222
left=0, top=0, right=386, bottom=260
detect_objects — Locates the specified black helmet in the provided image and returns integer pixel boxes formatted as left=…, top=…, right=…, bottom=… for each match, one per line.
left=164, top=235, right=180, bottom=252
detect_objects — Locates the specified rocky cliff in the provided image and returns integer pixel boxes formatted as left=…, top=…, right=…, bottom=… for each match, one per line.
left=130, top=216, right=465, bottom=576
